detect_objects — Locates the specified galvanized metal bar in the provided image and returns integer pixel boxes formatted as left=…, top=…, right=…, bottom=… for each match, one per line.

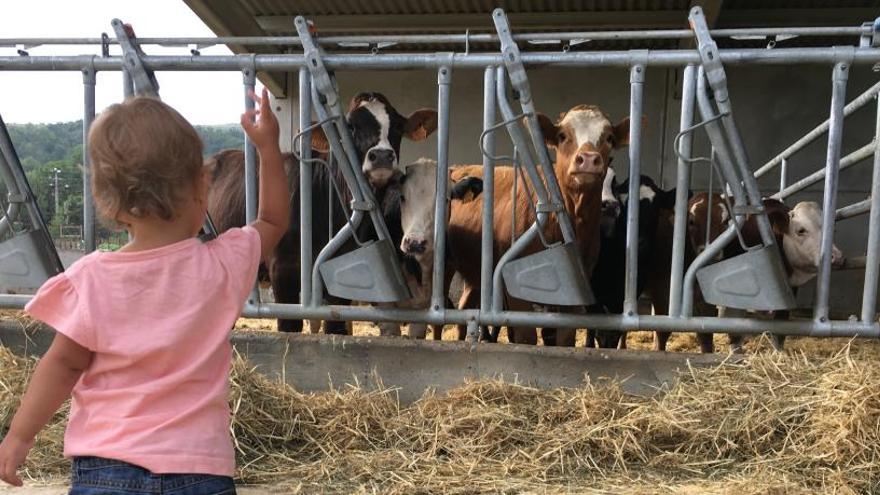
left=681, top=225, right=738, bottom=317
left=298, top=67, right=313, bottom=307
left=623, top=61, right=645, bottom=317
left=311, top=211, right=362, bottom=306
left=772, top=141, right=875, bottom=199
left=779, top=157, right=788, bottom=195
left=5, top=49, right=880, bottom=72
left=668, top=64, right=697, bottom=318
left=861, top=96, right=880, bottom=323
left=431, top=64, right=453, bottom=313
left=756, top=79, right=880, bottom=178
left=836, top=198, right=871, bottom=220
left=0, top=26, right=871, bottom=48
left=815, top=61, right=850, bottom=323
left=82, top=64, right=96, bottom=252
left=242, top=66, right=258, bottom=225
left=242, top=63, right=260, bottom=304
left=122, top=68, right=133, bottom=98
left=694, top=70, right=749, bottom=210
left=480, top=67, right=496, bottom=318
left=493, top=11, right=575, bottom=244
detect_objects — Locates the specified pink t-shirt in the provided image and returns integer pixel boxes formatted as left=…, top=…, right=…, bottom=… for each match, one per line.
left=24, top=226, right=261, bottom=476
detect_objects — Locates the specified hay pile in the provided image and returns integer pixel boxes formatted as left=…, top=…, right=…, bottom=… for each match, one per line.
left=2, top=342, right=880, bottom=493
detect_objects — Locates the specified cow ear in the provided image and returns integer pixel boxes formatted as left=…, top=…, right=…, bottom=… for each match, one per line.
left=534, top=113, right=560, bottom=148
left=307, top=125, right=330, bottom=153
left=611, top=116, right=647, bottom=149
left=404, top=109, right=438, bottom=141
left=450, top=176, right=484, bottom=203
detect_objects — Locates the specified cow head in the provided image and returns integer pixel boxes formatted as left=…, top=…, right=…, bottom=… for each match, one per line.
left=782, top=201, right=845, bottom=286
left=398, top=159, right=483, bottom=260
left=535, top=105, right=632, bottom=193
left=339, top=93, right=438, bottom=188
left=600, top=167, right=621, bottom=236
left=613, top=175, right=678, bottom=242
left=687, top=192, right=728, bottom=254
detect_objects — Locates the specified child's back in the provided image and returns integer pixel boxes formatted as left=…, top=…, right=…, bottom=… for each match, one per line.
left=0, top=89, right=289, bottom=493
left=27, top=226, right=259, bottom=474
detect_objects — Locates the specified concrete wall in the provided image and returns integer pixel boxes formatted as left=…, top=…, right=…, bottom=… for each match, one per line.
left=0, top=321, right=723, bottom=402
left=276, top=63, right=879, bottom=317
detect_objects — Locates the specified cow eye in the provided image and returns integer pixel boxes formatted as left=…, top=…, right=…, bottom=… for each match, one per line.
left=400, top=195, right=406, bottom=203
left=557, top=132, right=567, bottom=143
left=796, top=227, right=807, bottom=235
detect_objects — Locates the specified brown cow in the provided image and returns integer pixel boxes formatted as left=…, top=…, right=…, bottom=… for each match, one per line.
left=447, top=105, right=632, bottom=345
left=675, top=195, right=846, bottom=352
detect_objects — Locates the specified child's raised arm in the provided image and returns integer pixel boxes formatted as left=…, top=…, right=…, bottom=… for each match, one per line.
left=240, top=87, right=290, bottom=262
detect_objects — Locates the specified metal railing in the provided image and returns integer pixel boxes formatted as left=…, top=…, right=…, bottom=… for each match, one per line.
left=1, top=9, right=880, bottom=341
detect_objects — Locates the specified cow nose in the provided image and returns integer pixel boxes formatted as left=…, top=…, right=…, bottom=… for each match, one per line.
left=601, top=199, right=620, bottom=217
left=831, top=246, right=846, bottom=268
left=403, top=237, right=427, bottom=254
left=367, top=149, right=396, bottom=168
left=574, top=152, right=602, bottom=173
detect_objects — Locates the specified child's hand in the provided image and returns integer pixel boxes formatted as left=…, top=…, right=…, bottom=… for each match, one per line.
left=0, top=433, right=33, bottom=486
left=241, top=87, right=281, bottom=152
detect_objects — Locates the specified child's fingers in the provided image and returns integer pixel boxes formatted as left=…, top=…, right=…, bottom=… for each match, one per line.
left=0, top=459, right=22, bottom=486
left=260, top=87, right=271, bottom=113
left=240, top=110, right=259, bottom=130
left=247, top=89, right=261, bottom=107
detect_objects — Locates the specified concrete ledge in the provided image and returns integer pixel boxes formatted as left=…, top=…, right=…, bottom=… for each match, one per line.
left=0, top=320, right=726, bottom=402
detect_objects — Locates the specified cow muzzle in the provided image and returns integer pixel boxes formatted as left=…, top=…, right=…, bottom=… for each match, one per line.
left=831, top=245, right=846, bottom=268
left=364, top=148, right=397, bottom=186
left=402, top=236, right=429, bottom=256
left=573, top=151, right=604, bottom=176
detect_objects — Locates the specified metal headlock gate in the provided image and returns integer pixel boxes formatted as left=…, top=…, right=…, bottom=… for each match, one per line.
left=2, top=7, right=880, bottom=341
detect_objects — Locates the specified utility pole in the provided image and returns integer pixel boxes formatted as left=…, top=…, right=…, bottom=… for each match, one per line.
left=53, top=168, right=61, bottom=215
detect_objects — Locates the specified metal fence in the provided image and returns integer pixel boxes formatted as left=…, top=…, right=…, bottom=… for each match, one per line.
left=2, top=7, right=880, bottom=341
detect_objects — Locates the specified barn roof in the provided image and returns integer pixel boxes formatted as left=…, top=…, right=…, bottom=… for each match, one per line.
left=181, top=0, right=880, bottom=95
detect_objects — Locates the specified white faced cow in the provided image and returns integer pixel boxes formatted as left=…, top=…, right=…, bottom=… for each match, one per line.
left=686, top=196, right=846, bottom=352
left=377, top=158, right=482, bottom=339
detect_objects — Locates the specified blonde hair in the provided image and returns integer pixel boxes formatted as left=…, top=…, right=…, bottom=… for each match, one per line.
left=88, top=97, right=203, bottom=223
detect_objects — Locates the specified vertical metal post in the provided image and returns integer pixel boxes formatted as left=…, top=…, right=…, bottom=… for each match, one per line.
left=480, top=66, right=496, bottom=317
left=122, top=69, right=133, bottom=99
left=668, top=64, right=696, bottom=317
left=861, top=96, right=880, bottom=323
left=779, top=157, right=788, bottom=195
left=81, top=65, right=97, bottom=253
left=624, top=62, right=645, bottom=317
left=299, top=68, right=313, bottom=307
left=431, top=65, right=452, bottom=313
left=242, top=64, right=259, bottom=303
left=815, top=61, right=850, bottom=323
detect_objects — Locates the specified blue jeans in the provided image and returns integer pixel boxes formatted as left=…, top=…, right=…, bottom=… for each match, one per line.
left=70, top=457, right=236, bottom=495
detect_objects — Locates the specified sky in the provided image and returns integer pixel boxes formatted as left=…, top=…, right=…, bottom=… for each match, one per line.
left=1, top=0, right=246, bottom=124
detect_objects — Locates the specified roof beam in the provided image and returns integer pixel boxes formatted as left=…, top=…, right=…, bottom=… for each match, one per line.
left=256, top=11, right=691, bottom=33
left=257, top=7, right=878, bottom=34
left=183, top=0, right=286, bottom=96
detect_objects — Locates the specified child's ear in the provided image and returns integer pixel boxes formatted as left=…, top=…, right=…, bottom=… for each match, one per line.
left=196, top=167, right=211, bottom=203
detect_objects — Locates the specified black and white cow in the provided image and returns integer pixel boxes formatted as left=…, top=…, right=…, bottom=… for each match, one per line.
left=588, top=168, right=681, bottom=349
left=208, top=92, right=438, bottom=334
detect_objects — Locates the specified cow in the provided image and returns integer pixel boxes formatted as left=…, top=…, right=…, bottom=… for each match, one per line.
left=588, top=168, right=681, bottom=349
left=391, top=158, right=483, bottom=339
left=207, top=92, right=438, bottom=334
left=447, top=105, right=633, bottom=346
left=678, top=196, right=846, bottom=352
